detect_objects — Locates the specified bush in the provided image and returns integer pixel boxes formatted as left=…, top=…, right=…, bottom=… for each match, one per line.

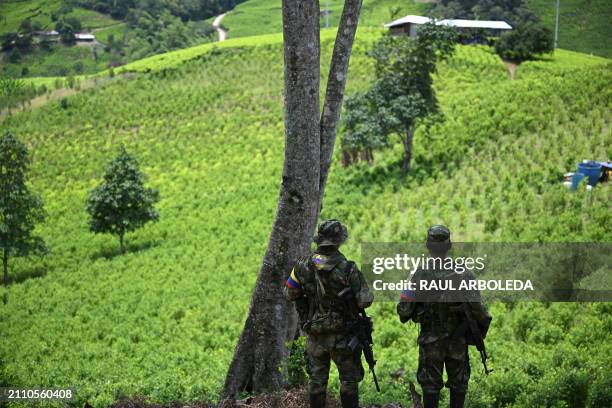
left=495, top=22, right=553, bottom=64
left=588, top=375, right=612, bottom=408
left=287, top=337, right=308, bottom=388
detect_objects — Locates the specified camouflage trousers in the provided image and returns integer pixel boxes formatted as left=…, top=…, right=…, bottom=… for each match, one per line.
left=306, top=333, right=364, bottom=396
left=418, top=336, right=470, bottom=394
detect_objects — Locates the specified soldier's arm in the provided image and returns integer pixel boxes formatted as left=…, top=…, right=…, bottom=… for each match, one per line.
left=283, top=266, right=303, bottom=301
left=349, top=262, right=374, bottom=309
left=397, top=269, right=421, bottom=323
left=462, top=270, right=492, bottom=333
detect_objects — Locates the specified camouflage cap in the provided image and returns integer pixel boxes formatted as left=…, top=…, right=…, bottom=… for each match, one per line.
left=427, top=225, right=451, bottom=242
left=314, top=219, right=348, bottom=246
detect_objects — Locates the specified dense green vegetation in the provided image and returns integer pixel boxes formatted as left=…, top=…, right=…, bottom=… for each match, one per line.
left=218, top=0, right=430, bottom=38
left=218, top=0, right=612, bottom=58
left=525, top=0, right=612, bottom=58
left=0, top=24, right=610, bottom=408
left=0, top=0, right=240, bottom=77
left=2, top=0, right=611, bottom=78
left=0, top=0, right=116, bottom=35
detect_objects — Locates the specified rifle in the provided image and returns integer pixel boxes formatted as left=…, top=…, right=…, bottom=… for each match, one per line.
left=460, top=302, right=493, bottom=375
left=338, top=287, right=381, bottom=392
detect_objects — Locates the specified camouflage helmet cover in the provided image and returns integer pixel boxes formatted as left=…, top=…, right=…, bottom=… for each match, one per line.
left=427, top=225, right=451, bottom=242
left=314, top=219, right=348, bottom=246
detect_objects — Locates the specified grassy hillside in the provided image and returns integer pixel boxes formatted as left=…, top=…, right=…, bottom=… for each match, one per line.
left=217, top=0, right=429, bottom=38
left=1, top=28, right=611, bottom=408
left=0, top=0, right=117, bottom=35
left=217, top=0, right=612, bottom=58
left=526, top=0, right=612, bottom=58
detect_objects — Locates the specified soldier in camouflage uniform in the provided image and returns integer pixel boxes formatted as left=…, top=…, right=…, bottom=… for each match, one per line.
left=397, top=226, right=491, bottom=408
left=284, top=220, right=374, bottom=408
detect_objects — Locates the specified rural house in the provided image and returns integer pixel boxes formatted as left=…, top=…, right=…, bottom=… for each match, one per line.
left=75, top=33, right=96, bottom=42
left=385, top=15, right=512, bottom=38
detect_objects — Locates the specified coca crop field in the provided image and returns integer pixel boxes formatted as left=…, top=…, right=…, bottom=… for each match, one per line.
left=1, top=18, right=611, bottom=408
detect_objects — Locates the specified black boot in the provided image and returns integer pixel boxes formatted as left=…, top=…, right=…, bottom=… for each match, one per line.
left=309, top=392, right=326, bottom=408
left=340, top=391, right=359, bottom=408
left=423, top=392, right=440, bottom=408
left=450, top=389, right=466, bottom=408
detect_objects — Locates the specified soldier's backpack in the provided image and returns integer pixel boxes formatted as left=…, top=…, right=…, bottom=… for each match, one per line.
left=295, top=253, right=355, bottom=335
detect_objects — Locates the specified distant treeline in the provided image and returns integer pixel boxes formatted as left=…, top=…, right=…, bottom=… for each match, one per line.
left=72, top=0, right=247, bottom=21
left=430, top=0, right=539, bottom=25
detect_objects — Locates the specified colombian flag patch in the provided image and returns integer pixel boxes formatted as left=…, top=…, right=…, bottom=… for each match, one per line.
left=285, top=269, right=300, bottom=289
left=400, top=289, right=416, bottom=302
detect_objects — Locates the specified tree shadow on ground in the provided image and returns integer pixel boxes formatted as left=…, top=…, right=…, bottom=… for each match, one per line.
left=90, top=240, right=159, bottom=261
left=338, top=155, right=446, bottom=194
left=4, top=266, right=47, bottom=286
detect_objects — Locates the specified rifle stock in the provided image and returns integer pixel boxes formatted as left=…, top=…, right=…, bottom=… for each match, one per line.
left=461, top=302, right=493, bottom=375
left=338, top=287, right=381, bottom=392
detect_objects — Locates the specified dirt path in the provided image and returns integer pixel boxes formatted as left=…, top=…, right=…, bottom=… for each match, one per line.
left=212, top=13, right=228, bottom=42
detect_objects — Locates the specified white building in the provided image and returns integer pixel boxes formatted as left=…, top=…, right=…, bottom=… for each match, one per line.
left=385, top=15, right=512, bottom=37
left=75, top=33, right=96, bottom=42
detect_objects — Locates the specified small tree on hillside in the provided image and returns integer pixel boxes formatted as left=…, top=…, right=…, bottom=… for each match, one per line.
left=341, top=23, right=457, bottom=175
left=495, top=22, right=553, bottom=79
left=55, top=17, right=81, bottom=44
left=0, top=131, right=47, bottom=284
left=86, top=145, right=159, bottom=254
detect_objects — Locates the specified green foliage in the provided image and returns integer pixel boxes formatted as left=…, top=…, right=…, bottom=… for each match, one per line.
left=0, top=131, right=47, bottom=283
left=287, top=336, right=308, bottom=388
left=495, top=21, right=553, bottom=64
left=86, top=145, right=160, bottom=253
left=218, top=0, right=431, bottom=39
left=341, top=24, right=457, bottom=172
left=0, top=32, right=609, bottom=407
left=55, top=15, right=82, bottom=44
left=120, top=10, right=215, bottom=62
left=74, top=0, right=246, bottom=21
left=430, top=0, right=539, bottom=26
left=525, top=0, right=612, bottom=58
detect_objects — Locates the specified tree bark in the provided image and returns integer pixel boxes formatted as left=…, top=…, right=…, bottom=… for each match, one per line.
left=222, top=0, right=321, bottom=398
left=401, top=127, right=415, bottom=176
left=223, top=0, right=363, bottom=398
left=3, top=251, right=8, bottom=285
left=318, top=0, right=363, bottom=211
left=119, top=232, right=125, bottom=254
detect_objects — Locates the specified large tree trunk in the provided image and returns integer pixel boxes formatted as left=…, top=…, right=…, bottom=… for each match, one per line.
left=401, top=127, right=415, bottom=176
left=222, top=0, right=363, bottom=399
left=222, top=0, right=321, bottom=398
left=318, top=0, right=363, bottom=210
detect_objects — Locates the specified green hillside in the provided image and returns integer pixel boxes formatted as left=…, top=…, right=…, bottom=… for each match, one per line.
left=1, top=24, right=611, bottom=407
left=526, top=0, right=612, bottom=58
left=218, top=0, right=612, bottom=57
left=0, top=0, right=117, bottom=34
left=2, top=0, right=611, bottom=78
left=217, top=0, right=430, bottom=38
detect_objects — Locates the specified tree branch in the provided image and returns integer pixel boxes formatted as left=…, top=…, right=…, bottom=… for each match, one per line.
left=318, top=0, right=363, bottom=210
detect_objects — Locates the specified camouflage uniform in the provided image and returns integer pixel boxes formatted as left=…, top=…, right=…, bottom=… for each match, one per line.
left=284, top=220, right=373, bottom=408
left=396, top=226, right=491, bottom=408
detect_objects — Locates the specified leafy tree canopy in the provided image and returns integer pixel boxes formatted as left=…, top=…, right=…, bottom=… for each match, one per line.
left=430, top=0, right=539, bottom=26
left=0, top=131, right=46, bottom=283
left=495, top=21, right=553, bottom=63
left=86, top=145, right=159, bottom=253
left=341, top=23, right=457, bottom=173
